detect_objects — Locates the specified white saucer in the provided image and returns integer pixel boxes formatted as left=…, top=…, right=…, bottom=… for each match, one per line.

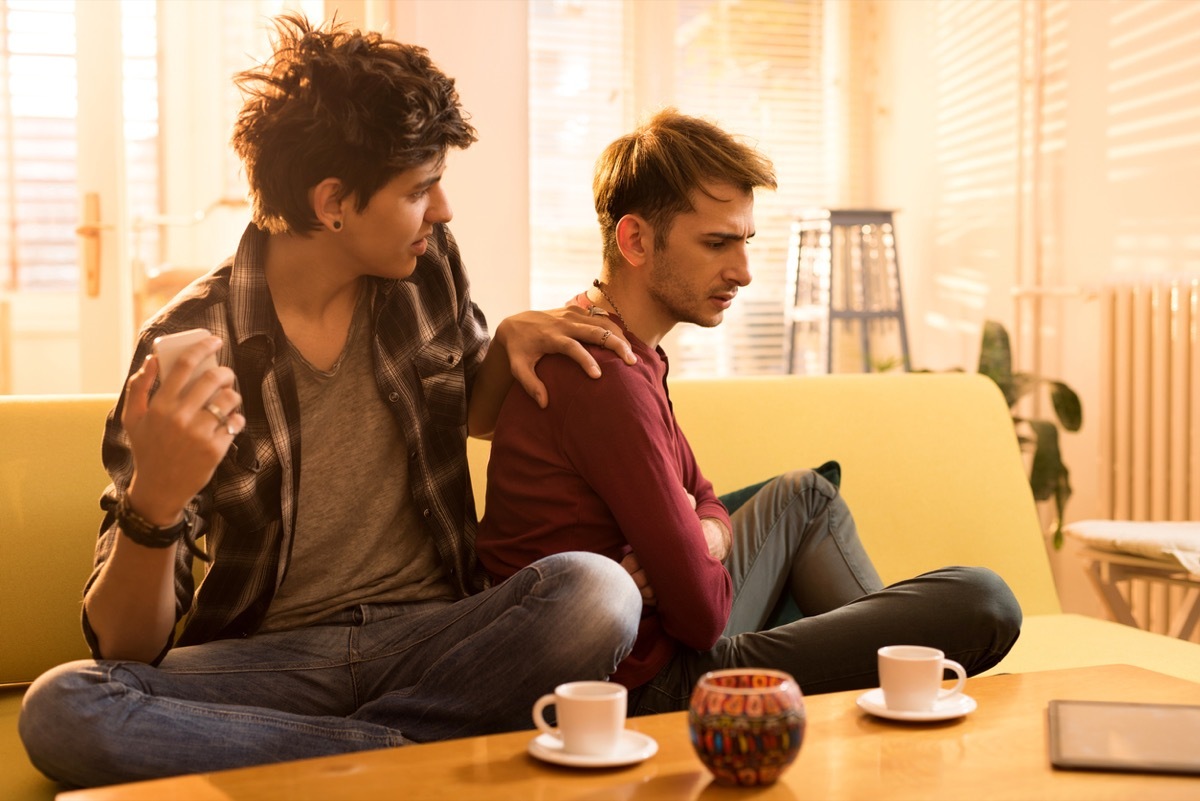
left=856, top=688, right=977, bottom=722
left=528, top=730, right=658, bottom=768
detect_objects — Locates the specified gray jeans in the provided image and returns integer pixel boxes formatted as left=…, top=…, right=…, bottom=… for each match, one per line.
left=628, top=470, right=1023, bottom=715
left=19, top=551, right=640, bottom=788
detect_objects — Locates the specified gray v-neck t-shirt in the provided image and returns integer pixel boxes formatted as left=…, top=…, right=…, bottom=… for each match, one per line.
left=260, top=299, right=454, bottom=632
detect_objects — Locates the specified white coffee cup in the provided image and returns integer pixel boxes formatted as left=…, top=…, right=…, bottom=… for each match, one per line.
left=532, top=681, right=627, bottom=756
left=877, top=645, right=967, bottom=712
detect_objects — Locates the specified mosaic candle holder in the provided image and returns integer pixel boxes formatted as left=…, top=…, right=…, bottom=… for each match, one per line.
left=688, top=668, right=806, bottom=787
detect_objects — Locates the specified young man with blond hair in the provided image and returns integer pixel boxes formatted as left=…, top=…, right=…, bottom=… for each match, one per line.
left=477, top=109, right=1022, bottom=715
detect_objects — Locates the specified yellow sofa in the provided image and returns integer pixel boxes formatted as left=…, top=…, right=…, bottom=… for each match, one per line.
left=5, top=374, right=1200, bottom=799
left=2, top=394, right=116, bottom=801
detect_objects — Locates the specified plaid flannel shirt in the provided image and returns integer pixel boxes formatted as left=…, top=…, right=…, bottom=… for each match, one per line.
left=83, top=223, right=490, bottom=660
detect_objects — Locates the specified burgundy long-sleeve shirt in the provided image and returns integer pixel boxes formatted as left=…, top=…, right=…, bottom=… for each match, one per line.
left=476, top=295, right=733, bottom=688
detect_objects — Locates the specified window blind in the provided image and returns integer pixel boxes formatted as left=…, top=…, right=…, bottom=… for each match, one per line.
left=528, top=0, right=627, bottom=309
left=0, top=0, right=80, bottom=290
left=926, top=0, right=1023, bottom=330
left=0, top=0, right=159, bottom=292
left=0, top=0, right=318, bottom=296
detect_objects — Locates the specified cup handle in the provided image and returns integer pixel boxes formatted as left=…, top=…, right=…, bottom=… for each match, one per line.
left=938, top=659, right=967, bottom=700
left=532, top=694, right=558, bottom=736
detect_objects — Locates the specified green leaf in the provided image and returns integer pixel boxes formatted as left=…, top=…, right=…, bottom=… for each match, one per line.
left=972, top=319, right=1081, bottom=545
left=1049, top=381, right=1083, bottom=432
left=978, top=320, right=1017, bottom=407
left=1027, top=420, right=1065, bottom=503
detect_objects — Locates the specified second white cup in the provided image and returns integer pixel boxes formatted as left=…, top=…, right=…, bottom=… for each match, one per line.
left=877, top=645, right=966, bottom=712
left=532, top=681, right=627, bottom=756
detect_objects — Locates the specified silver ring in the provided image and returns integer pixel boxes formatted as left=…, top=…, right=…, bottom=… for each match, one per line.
left=600, top=329, right=612, bottom=346
left=203, top=403, right=229, bottom=426
left=588, top=305, right=608, bottom=318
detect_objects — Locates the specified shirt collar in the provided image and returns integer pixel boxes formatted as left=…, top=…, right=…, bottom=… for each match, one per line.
left=229, top=223, right=412, bottom=350
left=228, top=223, right=280, bottom=349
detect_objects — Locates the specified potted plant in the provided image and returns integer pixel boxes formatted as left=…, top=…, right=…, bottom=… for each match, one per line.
left=977, top=320, right=1082, bottom=547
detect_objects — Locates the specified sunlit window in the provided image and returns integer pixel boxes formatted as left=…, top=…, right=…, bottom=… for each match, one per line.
left=1, top=0, right=79, bottom=291
left=0, top=0, right=157, bottom=292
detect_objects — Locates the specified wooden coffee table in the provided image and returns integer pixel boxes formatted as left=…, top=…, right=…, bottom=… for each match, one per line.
left=58, top=665, right=1200, bottom=801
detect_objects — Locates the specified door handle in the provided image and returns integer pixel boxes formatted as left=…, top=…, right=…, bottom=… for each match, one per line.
left=75, top=192, right=113, bottom=298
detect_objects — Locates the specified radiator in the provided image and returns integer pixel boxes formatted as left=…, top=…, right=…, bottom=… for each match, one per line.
left=1097, top=275, right=1200, bottom=638
left=1101, top=276, right=1200, bottom=521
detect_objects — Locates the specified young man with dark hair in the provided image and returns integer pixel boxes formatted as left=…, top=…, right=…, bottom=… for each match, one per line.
left=476, top=108, right=1023, bottom=715
left=19, top=16, right=640, bottom=787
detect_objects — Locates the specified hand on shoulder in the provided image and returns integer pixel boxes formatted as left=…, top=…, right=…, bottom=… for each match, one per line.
left=495, top=306, right=637, bottom=408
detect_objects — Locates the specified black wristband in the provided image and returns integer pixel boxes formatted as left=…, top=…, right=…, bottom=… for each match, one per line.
left=115, top=493, right=190, bottom=549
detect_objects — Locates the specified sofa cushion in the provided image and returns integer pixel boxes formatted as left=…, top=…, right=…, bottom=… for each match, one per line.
left=987, top=613, right=1200, bottom=685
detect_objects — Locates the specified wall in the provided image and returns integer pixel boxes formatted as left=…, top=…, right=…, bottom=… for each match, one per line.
left=870, top=0, right=1200, bottom=616
left=387, top=0, right=530, bottom=328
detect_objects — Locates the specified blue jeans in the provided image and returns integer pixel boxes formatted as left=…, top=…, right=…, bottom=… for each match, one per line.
left=629, top=470, right=1023, bottom=715
left=19, top=552, right=640, bottom=788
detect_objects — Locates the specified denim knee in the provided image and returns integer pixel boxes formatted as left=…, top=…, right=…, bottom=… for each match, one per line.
left=546, top=550, right=641, bottom=624
left=19, top=660, right=106, bottom=785
left=530, top=551, right=641, bottom=665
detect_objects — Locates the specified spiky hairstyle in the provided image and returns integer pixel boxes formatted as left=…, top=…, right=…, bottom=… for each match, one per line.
left=232, top=14, right=477, bottom=234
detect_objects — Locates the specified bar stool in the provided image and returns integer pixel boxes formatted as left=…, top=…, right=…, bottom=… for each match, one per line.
left=784, top=209, right=911, bottom=374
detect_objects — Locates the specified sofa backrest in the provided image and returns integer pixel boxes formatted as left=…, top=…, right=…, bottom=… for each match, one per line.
left=1, top=394, right=116, bottom=683
left=2, top=372, right=1058, bottom=685
left=469, top=372, right=1062, bottom=618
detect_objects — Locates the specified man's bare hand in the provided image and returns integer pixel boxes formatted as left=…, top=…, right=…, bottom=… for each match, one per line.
left=122, top=337, right=243, bottom=526
left=700, top=517, right=732, bottom=562
left=685, top=488, right=729, bottom=560
left=620, top=551, right=657, bottom=607
left=494, top=307, right=637, bottom=409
